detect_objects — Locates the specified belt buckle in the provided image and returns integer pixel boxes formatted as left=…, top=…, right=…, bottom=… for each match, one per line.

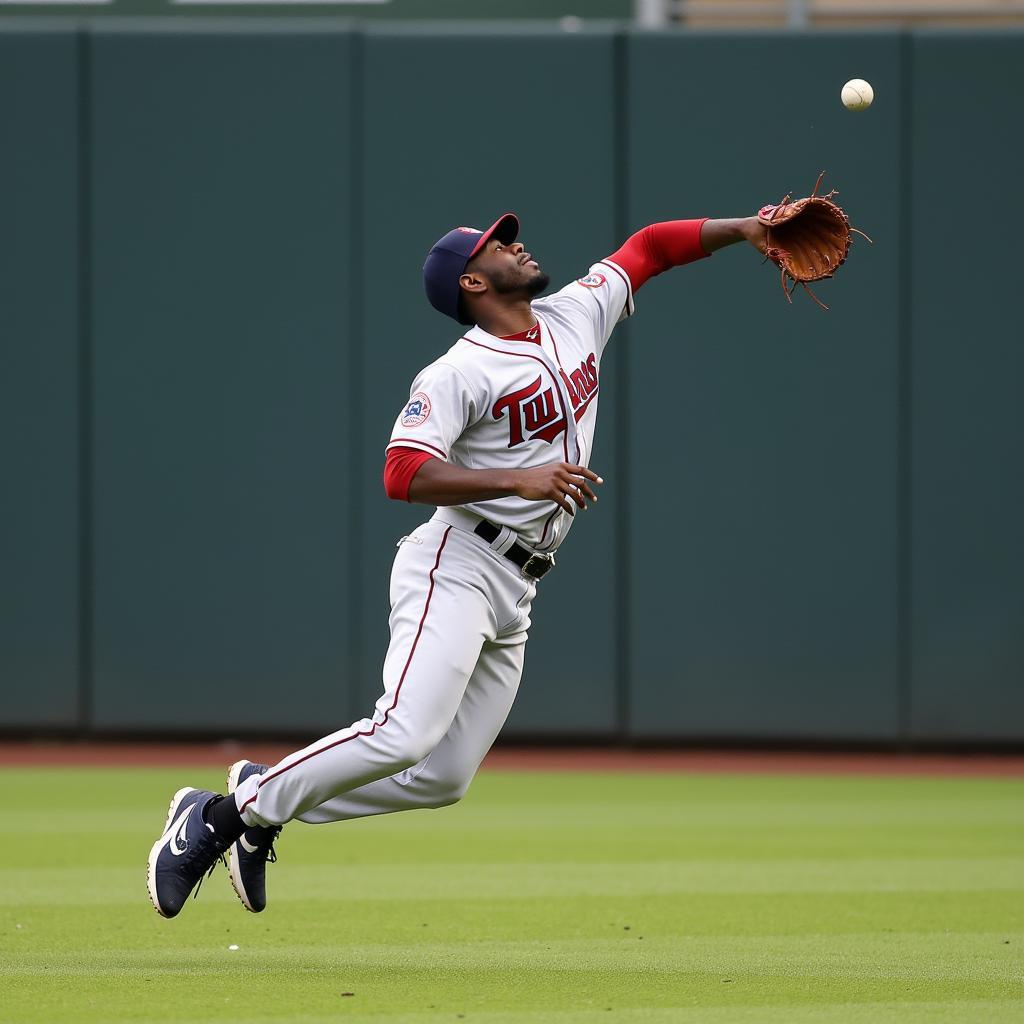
left=522, top=552, right=555, bottom=580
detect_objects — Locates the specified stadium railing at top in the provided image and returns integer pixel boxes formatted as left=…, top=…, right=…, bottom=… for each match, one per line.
left=661, top=0, right=1024, bottom=27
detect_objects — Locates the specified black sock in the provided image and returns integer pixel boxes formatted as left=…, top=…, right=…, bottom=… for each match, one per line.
left=205, top=794, right=246, bottom=843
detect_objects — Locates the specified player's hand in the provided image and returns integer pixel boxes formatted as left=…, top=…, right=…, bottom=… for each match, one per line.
left=512, top=462, right=603, bottom=515
left=741, top=216, right=769, bottom=256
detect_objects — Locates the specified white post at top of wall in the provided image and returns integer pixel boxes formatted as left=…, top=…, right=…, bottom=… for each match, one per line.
left=786, top=0, right=810, bottom=28
left=635, top=0, right=671, bottom=27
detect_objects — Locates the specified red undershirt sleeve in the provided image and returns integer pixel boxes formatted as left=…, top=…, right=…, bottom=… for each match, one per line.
left=607, top=218, right=711, bottom=292
left=383, top=447, right=437, bottom=502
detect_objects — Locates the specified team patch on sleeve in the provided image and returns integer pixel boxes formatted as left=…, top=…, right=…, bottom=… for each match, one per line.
left=401, top=392, right=432, bottom=428
left=577, top=272, right=607, bottom=289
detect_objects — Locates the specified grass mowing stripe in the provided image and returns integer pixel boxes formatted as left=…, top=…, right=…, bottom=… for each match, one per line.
left=2, top=857, right=1022, bottom=905
left=6, top=931, right=1022, bottom=979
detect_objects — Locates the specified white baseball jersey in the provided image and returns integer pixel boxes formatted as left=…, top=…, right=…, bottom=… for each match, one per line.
left=387, top=259, right=635, bottom=551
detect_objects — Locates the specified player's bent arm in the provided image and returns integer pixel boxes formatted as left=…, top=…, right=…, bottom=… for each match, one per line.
left=407, top=458, right=603, bottom=516
left=700, top=216, right=767, bottom=254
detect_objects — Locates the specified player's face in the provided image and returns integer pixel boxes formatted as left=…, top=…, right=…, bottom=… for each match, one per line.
left=472, top=238, right=550, bottom=298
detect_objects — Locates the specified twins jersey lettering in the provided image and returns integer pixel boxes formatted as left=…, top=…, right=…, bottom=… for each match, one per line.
left=388, top=260, right=634, bottom=551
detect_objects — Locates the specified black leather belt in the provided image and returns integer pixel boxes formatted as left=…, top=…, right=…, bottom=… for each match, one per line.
left=474, top=520, right=555, bottom=580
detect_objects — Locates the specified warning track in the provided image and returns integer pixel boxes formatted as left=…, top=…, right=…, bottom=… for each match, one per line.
left=1, top=741, right=1022, bottom=777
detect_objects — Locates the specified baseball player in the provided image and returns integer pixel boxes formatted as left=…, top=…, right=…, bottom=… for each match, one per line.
left=147, top=209, right=768, bottom=918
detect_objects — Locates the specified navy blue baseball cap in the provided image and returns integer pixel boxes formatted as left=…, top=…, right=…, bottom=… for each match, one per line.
left=423, top=213, right=520, bottom=324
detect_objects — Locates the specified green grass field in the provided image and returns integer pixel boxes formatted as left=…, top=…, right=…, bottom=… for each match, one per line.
left=1, top=766, right=1022, bottom=1023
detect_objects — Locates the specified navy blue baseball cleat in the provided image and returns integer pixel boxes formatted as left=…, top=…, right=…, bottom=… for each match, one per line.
left=146, top=787, right=231, bottom=919
left=226, top=760, right=283, bottom=913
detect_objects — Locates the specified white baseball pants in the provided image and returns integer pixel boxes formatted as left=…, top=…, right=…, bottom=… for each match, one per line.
left=235, top=518, right=536, bottom=828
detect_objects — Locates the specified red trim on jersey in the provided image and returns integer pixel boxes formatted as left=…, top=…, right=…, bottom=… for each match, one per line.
left=533, top=314, right=582, bottom=552
left=388, top=438, right=447, bottom=460
left=537, top=506, right=563, bottom=551
left=500, top=322, right=542, bottom=344
left=535, top=313, right=564, bottom=366
left=535, top=314, right=582, bottom=461
left=598, top=259, right=633, bottom=303
left=573, top=389, right=598, bottom=422
left=462, top=337, right=572, bottom=463
left=383, top=447, right=436, bottom=502
left=607, top=219, right=710, bottom=292
left=240, top=526, right=454, bottom=815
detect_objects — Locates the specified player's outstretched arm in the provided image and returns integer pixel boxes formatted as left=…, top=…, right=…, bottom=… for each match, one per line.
left=606, top=217, right=767, bottom=294
left=408, top=459, right=602, bottom=516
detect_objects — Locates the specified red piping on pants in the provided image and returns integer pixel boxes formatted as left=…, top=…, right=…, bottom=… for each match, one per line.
left=239, top=525, right=453, bottom=814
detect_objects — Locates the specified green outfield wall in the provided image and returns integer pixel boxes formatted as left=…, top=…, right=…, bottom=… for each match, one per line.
left=0, top=30, right=81, bottom=728
left=1, top=24, right=1021, bottom=744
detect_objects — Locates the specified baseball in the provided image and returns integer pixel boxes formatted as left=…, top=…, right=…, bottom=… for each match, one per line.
left=841, top=79, right=874, bottom=111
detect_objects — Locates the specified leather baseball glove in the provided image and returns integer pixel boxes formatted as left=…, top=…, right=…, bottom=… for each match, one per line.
left=758, top=171, right=871, bottom=309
